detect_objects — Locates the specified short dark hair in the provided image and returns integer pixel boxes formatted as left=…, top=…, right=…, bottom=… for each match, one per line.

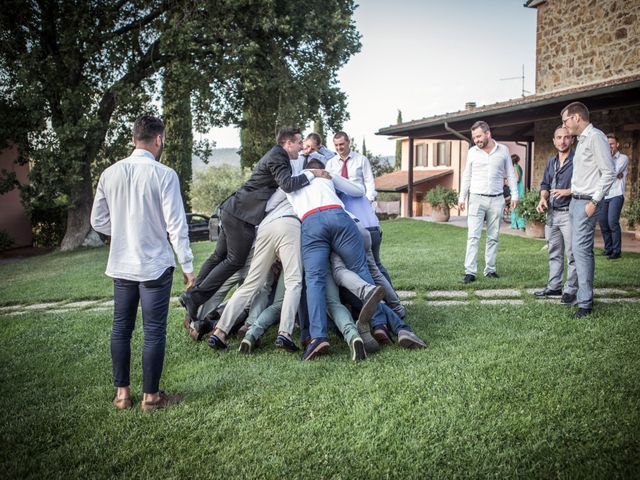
left=470, top=121, right=490, bottom=133
left=277, top=127, right=301, bottom=145
left=306, top=132, right=323, bottom=146
left=606, top=133, right=619, bottom=142
left=306, top=159, right=324, bottom=169
left=553, top=124, right=567, bottom=135
left=333, top=131, right=350, bottom=142
left=511, top=154, right=520, bottom=163
left=133, top=115, right=164, bottom=142
left=561, top=101, right=589, bottom=122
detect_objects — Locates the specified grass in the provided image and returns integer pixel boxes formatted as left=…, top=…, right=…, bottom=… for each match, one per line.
left=1, top=219, right=639, bottom=478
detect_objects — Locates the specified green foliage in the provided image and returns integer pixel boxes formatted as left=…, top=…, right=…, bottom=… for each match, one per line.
left=395, top=109, right=403, bottom=167
left=376, top=192, right=401, bottom=202
left=516, top=190, right=546, bottom=224
left=426, top=185, right=458, bottom=209
left=623, top=194, right=640, bottom=229
left=190, top=165, right=250, bottom=215
left=0, top=231, right=14, bottom=251
left=369, top=155, right=394, bottom=178
left=162, top=60, right=194, bottom=210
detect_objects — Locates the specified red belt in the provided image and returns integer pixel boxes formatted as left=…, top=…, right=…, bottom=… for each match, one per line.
left=301, top=204, right=341, bottom=221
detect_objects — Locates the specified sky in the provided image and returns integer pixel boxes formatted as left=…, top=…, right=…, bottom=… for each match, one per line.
left=206, top=0, right=537, bottom=157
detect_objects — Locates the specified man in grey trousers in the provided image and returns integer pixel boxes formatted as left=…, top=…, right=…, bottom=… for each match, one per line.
left=560, top=102, right=616, bottom=318
left=535, top=126, right=577, bottom=305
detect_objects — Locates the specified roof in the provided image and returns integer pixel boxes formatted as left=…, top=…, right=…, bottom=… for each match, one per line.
left=375, top=169, right=453, bottom=192
left=376, top=74, right=640, bottom=142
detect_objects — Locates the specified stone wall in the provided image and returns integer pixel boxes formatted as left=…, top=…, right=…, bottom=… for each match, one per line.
left=534, top=0, right=640, bottom=93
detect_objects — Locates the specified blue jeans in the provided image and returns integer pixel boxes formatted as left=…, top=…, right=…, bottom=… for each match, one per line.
left=598, top=195, right=624, bottom=255
left=570, top=199, right=601, bottom=310
left=302, top=208, right=373, bottom=340
left=111, top=267, right=173, bottom=393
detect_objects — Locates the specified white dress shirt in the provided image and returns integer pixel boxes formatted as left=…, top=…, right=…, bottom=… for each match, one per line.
left=458, top=142, right=518, bottom=203
left=571, top=124, right=616, bottom=202
left=325, top=150, right=377, bottom=201
left=91, top=149, right=194, bottom=281
left=604, top=151, right=629, bottom=199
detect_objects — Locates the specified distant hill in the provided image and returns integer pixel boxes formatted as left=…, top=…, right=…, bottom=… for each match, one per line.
left=192, top=148, right=241, bottom=177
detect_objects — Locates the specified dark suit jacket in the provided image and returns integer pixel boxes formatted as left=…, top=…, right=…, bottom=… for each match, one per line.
left=220, top=145, right=310, bottom=225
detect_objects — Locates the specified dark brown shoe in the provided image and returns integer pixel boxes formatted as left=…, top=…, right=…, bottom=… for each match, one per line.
left=141, top=390, right=183, bottom=412
left=112, top=396, right=133, bottom=410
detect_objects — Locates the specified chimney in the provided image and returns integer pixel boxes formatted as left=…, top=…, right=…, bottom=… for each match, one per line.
left=465, top=102, right=477, bottom=110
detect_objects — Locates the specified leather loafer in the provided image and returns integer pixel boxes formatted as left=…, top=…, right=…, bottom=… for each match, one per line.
left=463, top=274, right=476, bottom=284
left=560, top=293, right=576, bottom=305
left=141, top=390, right=183, bottom=412
left=112, top=396, right=133, bottom=410
left=574, top=308, right=592, bottom=319
left=534, top=288, right=562, bottom=297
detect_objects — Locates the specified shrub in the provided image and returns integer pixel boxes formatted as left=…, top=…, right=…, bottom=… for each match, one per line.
left=623, top=195, right=640, bottom=229
left=515, top=190, right=546, bottom=224
left=426, top=185, right=458, bottom=209
left=190, top=165, right=250, bottom=215
left=0, top=231, right=14, bottom=252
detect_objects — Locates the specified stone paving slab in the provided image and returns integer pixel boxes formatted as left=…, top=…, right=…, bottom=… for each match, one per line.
left=426, top=290, right=468, bottom=298
left=396, top=291, right=416, bottom=298
left=475, top=289, right=521, bottom=298
left=0, top=305, right=25, bottom=313
left=98, top=300, right=114, bottom=307
left=479, top=299, right=525, bottom=305
left=22, top=302, right=61, bottom=310
left=427, top=300, right=469, bottom=306
left=598, top=297, right=640, bottom=303
left=593, top=288, right=629, bottom=296
left=67, top=300, right=98, bottom=308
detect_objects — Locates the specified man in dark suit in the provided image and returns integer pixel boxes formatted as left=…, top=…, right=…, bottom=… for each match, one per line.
left=180, top=127, right=325, bottom=320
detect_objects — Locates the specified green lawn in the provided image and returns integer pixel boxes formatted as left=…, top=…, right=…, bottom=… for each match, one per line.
left=1, top=219, right=639, bottom=478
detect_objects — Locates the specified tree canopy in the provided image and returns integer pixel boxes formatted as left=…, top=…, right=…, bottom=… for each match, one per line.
left=0, top=0, right=361, bottom=249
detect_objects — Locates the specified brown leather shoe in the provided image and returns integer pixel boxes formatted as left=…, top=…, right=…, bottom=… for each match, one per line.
left=112, top=396, right=133, bottom=410
left=141, top=390, right=184, bottom=412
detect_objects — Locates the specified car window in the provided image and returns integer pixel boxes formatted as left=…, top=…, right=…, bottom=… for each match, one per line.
left=190, top=215, right=208, bottom=226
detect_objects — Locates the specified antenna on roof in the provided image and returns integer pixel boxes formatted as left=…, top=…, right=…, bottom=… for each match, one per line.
left=500, top=64, right=531, bottom=97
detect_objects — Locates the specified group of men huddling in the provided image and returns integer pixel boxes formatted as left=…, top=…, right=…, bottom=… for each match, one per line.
left=92, top=100, right=625, bottom=411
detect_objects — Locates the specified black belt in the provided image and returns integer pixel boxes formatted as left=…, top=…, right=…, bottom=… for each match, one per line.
left=478, top=193, right=502, bottom=197
left=552, top=207, right=569, bottom=212
left=572, top=194, right=592, bottom=200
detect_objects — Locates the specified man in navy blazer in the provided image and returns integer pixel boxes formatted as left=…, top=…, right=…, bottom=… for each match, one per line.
left=180, top=127, right=324, bottom=321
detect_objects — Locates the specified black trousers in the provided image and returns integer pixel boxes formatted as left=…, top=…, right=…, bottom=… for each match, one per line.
left=191, top=210, right=256, bottom=306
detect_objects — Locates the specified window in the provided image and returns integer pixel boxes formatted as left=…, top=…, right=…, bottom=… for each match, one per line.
left=415, top=143, right=428, bottom=167
left=435, top=141, right=451, bottom=166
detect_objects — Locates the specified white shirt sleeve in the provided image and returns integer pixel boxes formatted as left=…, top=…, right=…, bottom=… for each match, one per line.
left=361, top=156, right=377, bottom=202
left=331, top=173, right=365, bottom=197
left=458, top=155, right=472, bottom=203
left=505, top=151, right=519, bottom=202
left=90, top=174, right=111, bottom=235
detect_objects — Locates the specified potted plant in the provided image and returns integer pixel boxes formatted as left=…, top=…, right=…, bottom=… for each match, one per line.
left=515, top=190, right=546, bottom=238
left=623, top=194, right=640, bottom=240
left=426, top=185, right=458, bottom=222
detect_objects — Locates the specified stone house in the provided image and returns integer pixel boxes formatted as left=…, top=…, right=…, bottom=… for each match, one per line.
left=376, top=0, right=640, bottom=222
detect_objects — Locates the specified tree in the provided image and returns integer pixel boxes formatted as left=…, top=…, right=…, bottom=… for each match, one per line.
left=0, top=0, right=360, bottom=249
left=239, top=0, right=361, bottom=168
left=396, top=109, right=403, bottom=169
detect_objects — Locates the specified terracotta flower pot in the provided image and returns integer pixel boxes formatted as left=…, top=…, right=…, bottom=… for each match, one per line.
left=525, top=220, right=545, bottom=238
left=431, top=205, right=450, bottom=222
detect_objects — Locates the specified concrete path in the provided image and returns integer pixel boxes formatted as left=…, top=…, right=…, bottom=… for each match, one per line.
left=2, top=289, right=638, bottom=316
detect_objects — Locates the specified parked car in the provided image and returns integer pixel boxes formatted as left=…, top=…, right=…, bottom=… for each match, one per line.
left=186, top=213, right=210, bottom=242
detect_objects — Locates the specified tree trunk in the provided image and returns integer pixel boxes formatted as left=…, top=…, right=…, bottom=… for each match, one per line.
left=60, top=179, right=94, bottom=251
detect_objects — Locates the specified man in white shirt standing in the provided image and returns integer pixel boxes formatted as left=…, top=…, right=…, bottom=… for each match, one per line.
left=561, top=102, right=616, bottom=318
left=458, top=121, right=518, bottom=284
left=598, top=133, right=628, bottom=260
left=91, top=115, right=195, bottom=412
